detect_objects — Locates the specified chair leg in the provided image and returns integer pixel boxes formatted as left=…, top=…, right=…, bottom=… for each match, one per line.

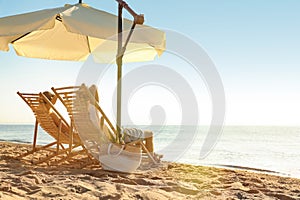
left=32, top=120, right=39, bottom=152
left=53, top=149, right=87, bottom=165
left=18, top=141, right=57, bottom=159
left=57, top=120, right=62, bottom=153
left=69, top=122, right=74, bottom=154
left=34, top=143, right=82, bottom=165
left=140, top=142, right=157, bottom=164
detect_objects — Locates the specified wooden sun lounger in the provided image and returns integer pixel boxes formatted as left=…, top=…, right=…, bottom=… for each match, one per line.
left=17, top=91, right=94, bottom=165
left=52, top=84, right=158, bottom=166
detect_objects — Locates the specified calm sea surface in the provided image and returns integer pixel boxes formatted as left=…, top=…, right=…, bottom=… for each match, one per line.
left=0, top=125, right=299, bottom=178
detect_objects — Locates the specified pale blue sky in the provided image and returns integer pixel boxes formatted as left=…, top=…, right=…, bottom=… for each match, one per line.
left=0, top=0, right=299, bottom=125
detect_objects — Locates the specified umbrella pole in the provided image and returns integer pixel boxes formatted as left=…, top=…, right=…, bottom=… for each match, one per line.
left=116, top=3, right=123, bottom=143
left=115, top=0, right=145, bottom=143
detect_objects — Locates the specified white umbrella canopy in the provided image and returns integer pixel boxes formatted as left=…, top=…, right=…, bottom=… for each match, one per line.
left=0, top=1, right=166, bottom=142
left=0, top=3, right=165, bottom=62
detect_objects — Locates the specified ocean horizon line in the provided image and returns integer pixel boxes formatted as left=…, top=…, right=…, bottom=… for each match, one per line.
left=0, top=123, right=300, bottom=127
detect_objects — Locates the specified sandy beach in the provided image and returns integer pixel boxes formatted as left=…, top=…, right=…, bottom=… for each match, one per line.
left=0, top=141, right=299, bottom=200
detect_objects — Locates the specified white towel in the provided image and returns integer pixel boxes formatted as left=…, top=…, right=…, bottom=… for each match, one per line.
left=123, top=128, right=144, bottom=142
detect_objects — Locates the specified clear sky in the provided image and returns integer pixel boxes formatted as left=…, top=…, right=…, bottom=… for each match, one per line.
left=0, top=0, right=299, bottom=126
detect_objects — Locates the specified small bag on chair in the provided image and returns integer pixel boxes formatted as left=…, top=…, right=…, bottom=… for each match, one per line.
left=98, top=142, right=142, bottom=173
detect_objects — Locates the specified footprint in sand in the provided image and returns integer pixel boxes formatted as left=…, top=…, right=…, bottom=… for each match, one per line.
left=26, top=174, right=43, bottom=184
left=100, top=193, right=122, bottom=200
left=41, top=186, right=67, bottom=197
left=164, top=182, right=199, bottom=195
left=173, top=186, right=199, bottom=195
left=70, top=185, right=91, bottom=194
left=217, top=177, right=234, bottom=185
left=67, top=180, right=95, bottom=194
left=185, top=178, right=203, bottom=184
left=150, top=176, right=163, bottom=180
left=0, top=182, right=11, bottom=192
left=230, top=182, right=251, bottom=192
left=266, top=193, right=296, bottom=200
left=111, top=178, right=138, bottom=185
left=132, top=178, right=157, bottom=186
left=250, top=177, right=263, bottom=184
left=246, top=189, right=260, bottom=194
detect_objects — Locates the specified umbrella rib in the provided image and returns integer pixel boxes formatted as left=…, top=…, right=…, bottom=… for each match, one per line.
left=11, top=32, right=31, bottom=44
left=11, top=16, right=62, bottom=44
left=121, top=22, right=136, bottom=56
left=86, top=36, right=91, bottom=53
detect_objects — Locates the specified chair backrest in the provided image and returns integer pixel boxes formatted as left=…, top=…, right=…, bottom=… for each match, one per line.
left=52, top=85, right=144, bottom=173
left=17, top=92, right=81, bottom=145
left=52, top=84, right=117, bottom=157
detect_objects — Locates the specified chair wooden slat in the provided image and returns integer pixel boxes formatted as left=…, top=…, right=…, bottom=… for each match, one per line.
left=17, top=90, right=93, bottom=165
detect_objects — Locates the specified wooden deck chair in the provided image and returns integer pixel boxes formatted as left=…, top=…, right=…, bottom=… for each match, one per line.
left=17, top=91, right=93, bottom=165
left=52, top=84, right=157, bottom=173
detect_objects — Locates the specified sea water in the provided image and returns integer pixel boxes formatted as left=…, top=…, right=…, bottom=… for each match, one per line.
left=0, top=124, right=299, bottom=178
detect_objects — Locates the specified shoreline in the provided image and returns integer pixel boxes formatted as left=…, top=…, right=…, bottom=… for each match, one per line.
left=1, top=141, right=300, bottom=199
left=1, top=140, right=298, bottom=179
left=207, top=164, right=293, bottom=179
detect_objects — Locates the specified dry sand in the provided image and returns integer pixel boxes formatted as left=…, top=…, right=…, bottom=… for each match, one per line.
left=0, top=141, right=300, bottom=200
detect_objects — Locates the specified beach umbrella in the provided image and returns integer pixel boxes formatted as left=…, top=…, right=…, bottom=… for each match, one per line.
left=0, top=1, right=166, bottom=141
